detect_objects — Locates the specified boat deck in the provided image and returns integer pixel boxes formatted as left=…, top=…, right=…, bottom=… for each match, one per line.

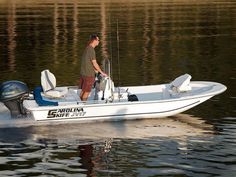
left=23, top=81, right=226, bottom=110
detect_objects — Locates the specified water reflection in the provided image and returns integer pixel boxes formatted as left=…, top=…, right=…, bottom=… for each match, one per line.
left=79, top=144, right=94, bottom=176
left=53, top=2, right=59, bottom=64
left=7, top=0, right=16, bottom=72
left=100, top=1, right=109, bottom=61
left=62, top=2, right=68, bottom=61
left=72, top=1, right=79, bottom=64
left=141, top=2, right=160, bottom=84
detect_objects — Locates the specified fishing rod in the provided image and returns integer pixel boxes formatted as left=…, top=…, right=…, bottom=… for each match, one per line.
left=109, top=15, right=113, bottom=79
left=116, top=19, right=121, bottom=101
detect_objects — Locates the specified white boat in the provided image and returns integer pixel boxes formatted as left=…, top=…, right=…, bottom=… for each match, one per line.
left=0, top=70, right=226, bottom=123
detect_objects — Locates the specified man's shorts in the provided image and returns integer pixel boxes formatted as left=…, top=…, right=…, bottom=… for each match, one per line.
left=79, top=76, right=95, bottom=92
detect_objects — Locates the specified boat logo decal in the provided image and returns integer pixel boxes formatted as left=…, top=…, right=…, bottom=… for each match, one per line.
left=47, top=108, right=86, bottom=118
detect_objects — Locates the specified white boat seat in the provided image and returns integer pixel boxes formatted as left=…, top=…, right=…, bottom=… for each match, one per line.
left=170, top=74, right=192, bottom=93
left=163, top=74, right=192, bottom=98
left=41, top=69, right=68, bottom=98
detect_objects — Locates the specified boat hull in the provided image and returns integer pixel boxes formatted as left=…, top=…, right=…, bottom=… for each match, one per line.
left=29, top=95, right=212, bottom=122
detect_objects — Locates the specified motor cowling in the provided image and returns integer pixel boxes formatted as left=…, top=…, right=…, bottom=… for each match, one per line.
left=0, top=80, right=29, bottom=117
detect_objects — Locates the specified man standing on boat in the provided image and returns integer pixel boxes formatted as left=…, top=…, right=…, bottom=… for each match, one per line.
left=79, top=34, right=107, bottom=101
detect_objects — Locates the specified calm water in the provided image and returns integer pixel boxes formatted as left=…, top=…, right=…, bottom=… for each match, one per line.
left=0, top=0, right=236, bottom=176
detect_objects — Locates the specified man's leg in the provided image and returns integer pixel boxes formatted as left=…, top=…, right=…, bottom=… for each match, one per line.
left=79, top=90, right=84, bottom=100
left=80, top=91, right=90, bottom=101
left=79, top=76, right=94, bottom=101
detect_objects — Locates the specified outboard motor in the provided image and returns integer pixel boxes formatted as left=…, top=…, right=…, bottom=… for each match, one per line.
left=0, top=80, right=29, bottom=117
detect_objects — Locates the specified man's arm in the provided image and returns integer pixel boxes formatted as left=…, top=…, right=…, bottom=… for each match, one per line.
left=91, top=59, right=107, bottom=76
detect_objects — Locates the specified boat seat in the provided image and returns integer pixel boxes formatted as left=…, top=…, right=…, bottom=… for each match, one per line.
left=170, top=74, right=192, bottom=92
left=41, top=69, right=68, bottom=98
left=163, top=74, right=192, bottom=98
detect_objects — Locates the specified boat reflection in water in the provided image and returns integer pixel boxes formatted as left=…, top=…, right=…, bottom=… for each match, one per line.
left=29, top=113, right=214, bottom=140
left=24, top=114, right=216, bottom=175
left=0, top=104, right=218, bottom=176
